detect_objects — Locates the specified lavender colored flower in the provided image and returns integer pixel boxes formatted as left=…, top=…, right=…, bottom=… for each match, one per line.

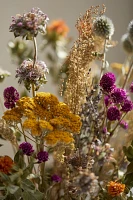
left=16, top=59, right=49, bottom=91
left=37, top=151, right=48, bottom=163
left=129, top=82, right=133, bottom=93
left=107, top=106, right=121, bottom=121
left=100, top=72, right=116, bottom=93
left=121, top=99, right=133, bottom=112
left=3, top=86, right=19, bottom=109
left=19, top=142, right=34, bottom=156
left=9, top=8, right=49, bottom=39
left=120, top=120, right=128, bottom=130
left=111, top=87, right=127, bottom=104
left=51, top=174, right=62, bottom=182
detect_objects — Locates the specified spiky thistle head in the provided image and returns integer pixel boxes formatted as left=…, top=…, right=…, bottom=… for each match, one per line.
left=93, top=15, right=114, bottom=39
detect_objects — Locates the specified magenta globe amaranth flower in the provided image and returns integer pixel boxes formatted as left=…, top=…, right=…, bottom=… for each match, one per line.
left=120, top=120, right=128, bottom=130
left=16, top=59, right=49, bottom=91
left=129, top=82, right=133, bottom=93
left=9, top=7, right=49, bottom=39
left=107, top=106, right=121, bottom=121
left=100, top=72, right=116, bottom=93
left=111, top=88, right=127, bottom=104
left=19, top=142, right=34, bottom=156
left=51, top=174, right=62, bottom=182
left=121, top=99, right=133, bottom=112
left=104, top=95, right=111, bottom=106
left=37, top=151, right=49, bottom=163
left=3, top=86, right=19, bottom=109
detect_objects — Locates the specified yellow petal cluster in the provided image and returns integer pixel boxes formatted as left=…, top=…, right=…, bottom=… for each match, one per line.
left=2, top=92, right=82, bottom=145
left=2, top=107, right=22, bottom=123
left=45, top=130, right=74, bottom=145
left=23, top=118, right=53, bottom=136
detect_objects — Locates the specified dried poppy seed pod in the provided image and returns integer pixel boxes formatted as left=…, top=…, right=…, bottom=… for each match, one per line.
left=93, top=15, right=114, bottom=39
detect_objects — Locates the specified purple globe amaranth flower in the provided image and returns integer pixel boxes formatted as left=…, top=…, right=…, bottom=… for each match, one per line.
left=3, top=86, right=19, bottom=109
left=9, top=8, right=49, bottom=39
left=107, top=106, right=121, bottom=121
left=120, top=120, right=128, bottom=130
left=100, top=72, right=116, bottom=93
left=121, top=99, right=133, bottom=112
left=129, top=82, right=133, bottom=93
left=104, top=95, right=111, bottom=106
left=37, top=151, right=49, bottom=163
left=16, top=59, right=49, bottom=91
left=19, top=142, right=34, bottom=156
left=111, top=87, right=127, bottom=104
left=51, top=174, right=62, bottom=183
left=102, top=127, right=107, bottom=134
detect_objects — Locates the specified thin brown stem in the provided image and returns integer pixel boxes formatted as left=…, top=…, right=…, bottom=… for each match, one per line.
left=122, top=59, right=133, bottom=89
left=106, top=112, right=127, bottom=143
left=31, top=37, right=38, bottom=97
left=100, top=39, right=107, bottom=79
left=33, top=37, right=37, bottom=68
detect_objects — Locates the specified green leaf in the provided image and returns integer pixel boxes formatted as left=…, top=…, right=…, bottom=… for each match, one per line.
left=126, top=162, right=133, bottom=175
left=0, top=173, right=10, bottom=182
left=128, top=146, right=133, bottom=156
left=21, top=162, right=34, bottom=180
left=7, top=185, right=19, bottom=194
left=14, top=150, right=26, bottom=169
left=21, top=179, right=35, bottom=192
left=22, top=190, right=44, bottom=200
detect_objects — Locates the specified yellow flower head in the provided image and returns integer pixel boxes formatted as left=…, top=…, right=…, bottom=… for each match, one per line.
left=2, top=107, right=22, bottom=124
left=3, top=92, right=82, bottom=145
left=45, top=130, right=74, bottom=145
left=107, top=181, right=125, bottom=197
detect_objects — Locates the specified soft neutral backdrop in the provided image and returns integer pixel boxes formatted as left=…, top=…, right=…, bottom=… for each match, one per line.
left=0, top=0, right=133, bottom=155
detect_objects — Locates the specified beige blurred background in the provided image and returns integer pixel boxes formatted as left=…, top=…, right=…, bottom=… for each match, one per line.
left=0, top=0, right=133, bottom=155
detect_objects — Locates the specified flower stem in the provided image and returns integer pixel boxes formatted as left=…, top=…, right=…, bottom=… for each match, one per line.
left=33, top=37, right=37, bottom=68
left=100, top=39, right=107, bottom=79
left=106, top=112, right=127, bottom=143
left=32, top=37, right=38, bottom=97
left=39, top=136, right=45, bottom=192
left=122, top=58, right=133, bottom=89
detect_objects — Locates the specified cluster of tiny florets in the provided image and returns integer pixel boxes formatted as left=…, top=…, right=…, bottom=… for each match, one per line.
left=107, top=106, right=120, bottom=121
left=100, top=72, right=133, bottom=122
left=16, top=59, right=49, bottom=91
left=100, top=72, right=116, bottom=93
left=9, top=8, right=49, bottom=39
left=3, top=86, right=19, bottom=109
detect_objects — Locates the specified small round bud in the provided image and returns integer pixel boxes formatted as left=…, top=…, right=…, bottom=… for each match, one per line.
left=93, top=15, right=115, bottom=39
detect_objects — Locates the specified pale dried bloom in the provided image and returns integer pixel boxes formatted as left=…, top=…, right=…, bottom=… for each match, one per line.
left=0, top=119, right=17, bottom=145
left=63, top=6, right=106, bottom=114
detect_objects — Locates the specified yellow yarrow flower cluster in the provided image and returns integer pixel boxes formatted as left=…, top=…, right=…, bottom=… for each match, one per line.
left=2, top=107, right=22, bottom=124
left=45, top=130, right=74, bottom=145
left=2, top=92, right=82, bottom=145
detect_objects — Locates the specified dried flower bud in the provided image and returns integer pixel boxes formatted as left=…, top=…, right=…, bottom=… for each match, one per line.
left=93, top=15, right=114, bottom=39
